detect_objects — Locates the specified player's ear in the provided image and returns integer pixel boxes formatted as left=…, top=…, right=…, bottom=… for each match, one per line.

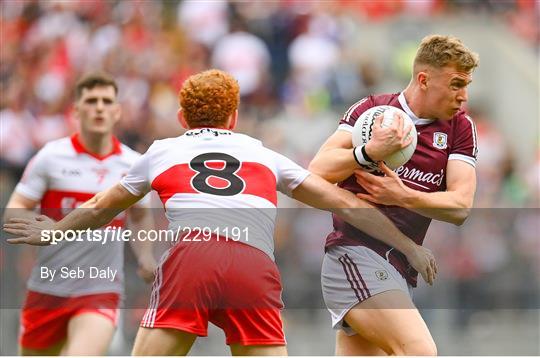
left=113, top=102, right=122, bottom=123
left=177, top=109, right=189, bottom=129
left=72, top=101, right=81, bottom=121
left=417, top=71, right=428, bottom=90
left=227, top=110, right=238, bottom=130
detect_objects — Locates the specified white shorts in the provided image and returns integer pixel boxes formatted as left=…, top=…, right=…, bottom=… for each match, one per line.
left=321, top=245, right=413, bottom=336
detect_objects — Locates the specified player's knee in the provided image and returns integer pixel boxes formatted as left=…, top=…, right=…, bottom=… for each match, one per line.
left=393, top=338, right=437, bottom=356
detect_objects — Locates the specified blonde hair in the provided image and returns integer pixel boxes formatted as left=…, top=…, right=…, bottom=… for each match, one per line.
left=179, top=69, right=240, bottom=128
left=413, top=35, right=479, bottom=73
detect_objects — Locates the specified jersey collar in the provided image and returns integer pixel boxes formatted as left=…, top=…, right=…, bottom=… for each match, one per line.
left=185, top=128, right=233, bottom=135
left=70, top=133, right=122, bottom=161
left=398, top=92, right=435, bottom=125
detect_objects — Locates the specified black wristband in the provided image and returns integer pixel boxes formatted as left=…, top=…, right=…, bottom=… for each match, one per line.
left=353, top=146, right=377, bottom=169
left=352, top=146, right=362, bottom=166
left=361, top=145, right=376, bottom=163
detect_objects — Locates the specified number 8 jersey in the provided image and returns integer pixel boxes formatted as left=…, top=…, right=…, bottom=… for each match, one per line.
left=120, top=128, right=310, bottom=260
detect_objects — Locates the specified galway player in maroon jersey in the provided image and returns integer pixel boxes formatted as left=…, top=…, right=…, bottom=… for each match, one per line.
left=310, top=35, right=479, bottom=356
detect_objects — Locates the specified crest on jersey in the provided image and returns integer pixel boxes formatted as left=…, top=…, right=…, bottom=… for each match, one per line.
left=433, top=132, right=448, bottom=149
left=92, top=167, right=109, bottom=184
left=375, top=270, right=389, bottom=281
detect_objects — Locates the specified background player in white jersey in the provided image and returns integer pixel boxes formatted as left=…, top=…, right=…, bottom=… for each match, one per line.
left=309, top=35, right=479, bottom=355
left=5, top=69, right=437, bottom=356
left=3, top=72, right=156, bottom=355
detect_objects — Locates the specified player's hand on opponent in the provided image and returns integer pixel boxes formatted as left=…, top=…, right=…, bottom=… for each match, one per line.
left=406, top=244, right=438, bottom=285
left=355, top=162, right=412, bottom=206
left=137, top=254, right=157, bottom=283
left=3, top=215, right=55, bottom=246
left=364, top=113, right=413, bottom=161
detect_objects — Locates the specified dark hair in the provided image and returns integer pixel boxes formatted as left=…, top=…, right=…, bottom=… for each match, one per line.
left=75, top=72, right=118, bottom=99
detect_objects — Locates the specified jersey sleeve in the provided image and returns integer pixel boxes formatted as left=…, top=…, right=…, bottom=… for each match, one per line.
left=120, top=149, right=152, bottom=197
left=449, top=114, right=478, bottom=167
left=15, top=146, right=50, bottom=201
left=272, top=151, right=310, bottom=197
left=337, top=96, right=374, bottom=133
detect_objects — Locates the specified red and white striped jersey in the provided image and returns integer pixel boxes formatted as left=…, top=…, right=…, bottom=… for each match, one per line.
left=120, top=128, right=310, bottom=260
left=15, top=134, right=142, bottom=296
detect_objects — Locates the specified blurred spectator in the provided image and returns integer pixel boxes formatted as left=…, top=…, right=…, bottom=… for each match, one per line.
left=176, top=0, right=229, bottom=47
left=471, top=108, right=508, bottom=207
left=0, top=84, right=35, bottom=174
left=212, top=18, right=271, bottom=98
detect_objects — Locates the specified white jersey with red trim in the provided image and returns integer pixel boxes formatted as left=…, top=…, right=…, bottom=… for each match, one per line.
left=120, top=128, right=310, bottom=260
left=15, top=134, right=141, bottom=296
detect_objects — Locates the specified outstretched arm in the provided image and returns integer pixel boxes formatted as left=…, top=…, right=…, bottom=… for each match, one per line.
left=4, top=184, right=143, bottom=245
left=292, top=174, right=437, bottom=285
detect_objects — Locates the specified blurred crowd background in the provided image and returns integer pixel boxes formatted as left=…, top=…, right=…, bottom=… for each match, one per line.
left=1, top=0, right=539, bottom=355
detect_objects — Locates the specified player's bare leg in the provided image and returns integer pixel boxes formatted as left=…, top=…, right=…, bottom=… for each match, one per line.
left=20, top=340, right=64, bottom=356
left=131, top=327, right=197, bottom=355
left=229, top=343, right=287, bottom=356
left=343, top=290, right=437, bottom=356
left=61, top=313, right=115, bottom=355
left=335, top=330, right=386, bottom=356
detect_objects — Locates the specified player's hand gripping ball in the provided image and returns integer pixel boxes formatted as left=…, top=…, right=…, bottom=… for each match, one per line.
left=352, top=105, right=417, bottom=170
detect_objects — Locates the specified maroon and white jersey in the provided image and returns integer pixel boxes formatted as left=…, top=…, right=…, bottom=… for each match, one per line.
left=15, top=134, right=142, bottom=296
left=327, top=92, right=478, bottom=286
left=120, top=128, right=310, bottom=261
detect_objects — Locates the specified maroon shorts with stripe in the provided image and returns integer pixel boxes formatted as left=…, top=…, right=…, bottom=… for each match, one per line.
left=141, top=235, right=285, bottom=346
left=321, top=245, right=412, bottom=336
